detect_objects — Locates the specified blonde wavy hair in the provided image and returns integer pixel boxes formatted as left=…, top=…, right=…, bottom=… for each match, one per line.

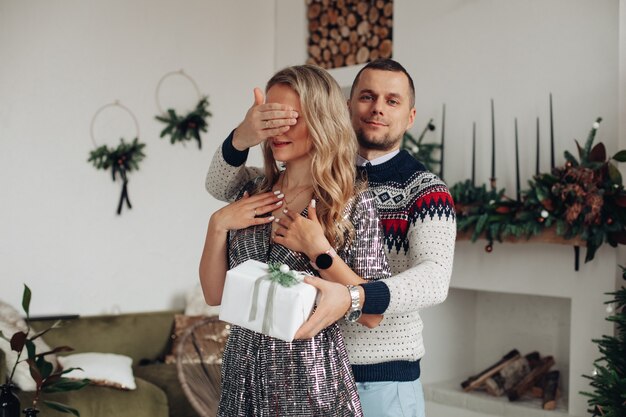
left=258, top=65, right=359, bottom=249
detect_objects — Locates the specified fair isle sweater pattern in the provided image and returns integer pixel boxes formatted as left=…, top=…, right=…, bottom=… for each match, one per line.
left=371, top=170, right=455, bottom=255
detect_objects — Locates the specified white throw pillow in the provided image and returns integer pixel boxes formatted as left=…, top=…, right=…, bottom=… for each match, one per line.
left=58, top=352, right=136, bottom=390
left=0, top=301, right=58, bottom=391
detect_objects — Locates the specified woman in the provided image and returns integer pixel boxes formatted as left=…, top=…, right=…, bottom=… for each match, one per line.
left=199, top=65, right=390, bottom=417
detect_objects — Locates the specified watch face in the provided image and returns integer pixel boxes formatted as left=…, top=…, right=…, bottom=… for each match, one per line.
left=315, top=253, right=333, bottom=270
left=347, top=310, right=362, bottom=322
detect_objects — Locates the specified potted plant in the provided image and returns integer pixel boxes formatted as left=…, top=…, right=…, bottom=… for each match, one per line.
left=0, top=285, right=89, bottom=416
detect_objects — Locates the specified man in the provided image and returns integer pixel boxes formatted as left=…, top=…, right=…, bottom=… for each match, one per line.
left=206, top=59, right=456, bottom=417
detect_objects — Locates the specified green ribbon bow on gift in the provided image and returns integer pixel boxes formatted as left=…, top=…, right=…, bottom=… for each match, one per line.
left=248, top=262, right=303, bottom=335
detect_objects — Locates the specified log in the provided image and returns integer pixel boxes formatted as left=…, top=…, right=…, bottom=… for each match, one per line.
left=333, top=54, right=345, bottom=68
left=461, top=349, right=520, bottom=392
left=484, top=356, right=530, bottom=396
left=308, top=3, right=321, bottom=19
left=542, top=370, right=560, bottom=410
left=356, top=46, right=370, bottom=64
left=340, top=40, right=350, bottom=55
left=357, top=1, right=368, bottom=16
left=322, top=48, right=331, bottom=62
left=379, top=39, right=392, bottom=58
left=506, top=356, right=555, bottom=401
left=369, top=7, right=380, bottom=22
left=357, top=20, right=370, bottom=36
left=383, top=2, right=393, bottom=17
left=347, top=13, right=357, bottom=28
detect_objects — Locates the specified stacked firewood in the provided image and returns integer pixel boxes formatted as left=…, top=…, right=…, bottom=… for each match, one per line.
left=461, top=349, right=561, bottom=410
left=306, top=0, right=393, bottom=69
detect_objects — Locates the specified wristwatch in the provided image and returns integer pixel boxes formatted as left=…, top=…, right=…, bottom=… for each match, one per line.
left=310, top=248, right=337, bottom=270
left=345, top=285, right=362, bottom=322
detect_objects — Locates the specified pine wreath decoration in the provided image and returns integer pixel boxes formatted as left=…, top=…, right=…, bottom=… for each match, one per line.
left=582, top=269, right=626, bottom=417
left=155, top=96, right=211, bottom=149
left=88, top=137, right=146, bottom=215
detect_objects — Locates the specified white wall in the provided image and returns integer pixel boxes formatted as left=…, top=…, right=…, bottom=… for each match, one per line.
left=0, top=0, right=276, bottom=315
left=1, top=1, right=621, bottom=315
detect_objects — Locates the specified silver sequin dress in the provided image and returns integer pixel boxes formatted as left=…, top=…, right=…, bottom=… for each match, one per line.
left=218, top=179, right=391, bottom=417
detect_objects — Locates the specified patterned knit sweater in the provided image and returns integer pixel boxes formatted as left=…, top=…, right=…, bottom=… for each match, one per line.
left=205, top=134, right=456, bottom=383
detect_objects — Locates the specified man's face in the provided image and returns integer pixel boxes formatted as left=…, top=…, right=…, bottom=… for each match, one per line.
left=349, top=69, right=416, bottom=155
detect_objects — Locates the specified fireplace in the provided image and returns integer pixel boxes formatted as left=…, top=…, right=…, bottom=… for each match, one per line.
left=421, top=240, right=617, bottom=417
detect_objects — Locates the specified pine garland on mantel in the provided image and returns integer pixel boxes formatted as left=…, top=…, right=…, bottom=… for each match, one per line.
left=451, top=118, right=626, bottom=263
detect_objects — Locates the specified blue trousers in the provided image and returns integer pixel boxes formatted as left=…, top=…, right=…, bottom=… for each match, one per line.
left=357, top=379, right=425, bottom=417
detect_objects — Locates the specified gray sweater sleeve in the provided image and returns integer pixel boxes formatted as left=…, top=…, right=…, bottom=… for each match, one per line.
left=205, top=131, right=264, bottom=202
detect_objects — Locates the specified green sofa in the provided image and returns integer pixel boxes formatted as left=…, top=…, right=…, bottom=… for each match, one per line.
left=0, top=310, right=218, bottom=417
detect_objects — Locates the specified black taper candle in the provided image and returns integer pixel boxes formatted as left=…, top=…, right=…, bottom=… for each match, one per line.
left=440, top=103, right=446, bottom=179
left=536, top=117, right=540, bottom=176
left=515, top=118, right=520, bottom=201
left=490, top=99, right=496, bottom=188
left=472, top=122, right=476, bottom=187
left=549, top=93, right=555, bottom=170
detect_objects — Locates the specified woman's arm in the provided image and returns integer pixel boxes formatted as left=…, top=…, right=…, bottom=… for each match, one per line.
left=198, top=191, right=282, bottom=305
left=199, top=217, right=229, bottom=306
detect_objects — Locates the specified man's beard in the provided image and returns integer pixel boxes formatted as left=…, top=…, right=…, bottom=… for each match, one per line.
left=356, top=129, right=403, bottom=151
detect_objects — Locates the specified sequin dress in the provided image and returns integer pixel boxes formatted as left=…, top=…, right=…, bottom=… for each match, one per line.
left=217, top=179, right=391, bottom=417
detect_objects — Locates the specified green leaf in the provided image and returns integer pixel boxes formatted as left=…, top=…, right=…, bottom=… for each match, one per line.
left=27, top=358, right=43, bottom=386
left=43, top=377, right=90, bottom=393
left=25, top=339, right=36, bottom=359
left=589, top=143, right=606, bottom=163
left=10, top=331, right=27, bottom=352
left=475, top=213, right=488, bottom=236
left=612, top=150, right=626, bottom=162
left=43, top=400, right=81, bottom=416
left=564, top=151, right=579, bottom=166
left=22, top=284, right=32, bottom=316
left=608, top=163, right=623, bottom=186
left=36, top=356, right=54, bottom=379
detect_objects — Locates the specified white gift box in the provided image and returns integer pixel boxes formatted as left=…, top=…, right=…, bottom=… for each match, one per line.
left=219, top=259, right=317, bottom=342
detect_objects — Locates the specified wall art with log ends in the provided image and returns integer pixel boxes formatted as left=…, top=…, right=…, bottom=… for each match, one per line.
left=306, top=0, right=393, bottom=69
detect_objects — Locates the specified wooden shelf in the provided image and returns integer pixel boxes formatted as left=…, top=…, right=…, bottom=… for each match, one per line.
left=456, top=228, right=586, bottom=247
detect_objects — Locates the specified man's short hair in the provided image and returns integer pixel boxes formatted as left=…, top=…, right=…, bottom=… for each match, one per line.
left=349, top=59, right=415, bottom=108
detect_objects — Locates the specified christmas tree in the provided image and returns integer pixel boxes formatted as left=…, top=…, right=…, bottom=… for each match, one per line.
left=582, top=266, right=626, bottom=416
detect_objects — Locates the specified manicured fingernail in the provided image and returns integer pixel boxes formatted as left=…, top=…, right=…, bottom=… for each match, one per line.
left=283, top=209, right=288, bottom=213
left=243, top=191, right=249, bottom=197
left=268, top=216, right=275, bottom=221
left=310, top=199, right=316, bottom=208
left=292, top=111, right=299, bottom=118
left=277, top=193, right=284, bottom=199
left=290, top=118, right=297, bottom=125
left=274, top=218, right=280, bottom=222
left=275, top=201, right=283, bottom=206
left=274, top=190, right=281, bottom=195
